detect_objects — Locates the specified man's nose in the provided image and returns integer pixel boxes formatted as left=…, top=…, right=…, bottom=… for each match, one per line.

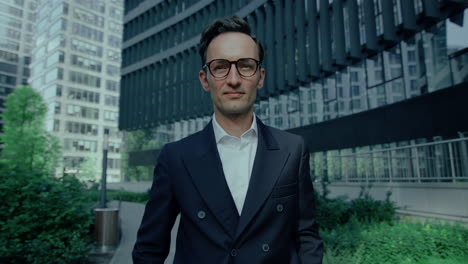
left=226, top=64, right=241, bottom=87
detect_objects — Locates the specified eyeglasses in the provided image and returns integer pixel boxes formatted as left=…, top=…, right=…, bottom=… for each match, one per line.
left=203, top=58, right=260, bottom=78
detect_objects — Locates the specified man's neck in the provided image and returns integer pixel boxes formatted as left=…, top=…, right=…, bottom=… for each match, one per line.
left=214, top=111, right=254, bottom=138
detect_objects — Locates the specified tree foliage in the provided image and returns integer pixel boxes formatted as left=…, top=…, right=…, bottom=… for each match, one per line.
left=0, top=85, right=61, bottom=175
left=77, top=155, right=99, bottom=182
left=0, top=169, right=93, bottom=263
left=122, top=129, right=160, bottom=181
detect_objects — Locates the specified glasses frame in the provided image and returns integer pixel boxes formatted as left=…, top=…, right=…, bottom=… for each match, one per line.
left=203, top=58, right=261, bottom=78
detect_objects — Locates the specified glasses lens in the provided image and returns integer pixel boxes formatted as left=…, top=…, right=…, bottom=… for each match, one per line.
left=209, top=60, right=230, bottom=77
left=237, top=59, right=258, bottom=77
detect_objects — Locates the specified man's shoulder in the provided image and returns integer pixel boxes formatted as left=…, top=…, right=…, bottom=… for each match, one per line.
left=263, top=124, right=304, bottom=144
left=162, top=128, right=206, bottom=152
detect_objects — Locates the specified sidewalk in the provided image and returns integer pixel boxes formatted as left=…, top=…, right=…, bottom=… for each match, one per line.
left=108, top=201, right=179, bottom=264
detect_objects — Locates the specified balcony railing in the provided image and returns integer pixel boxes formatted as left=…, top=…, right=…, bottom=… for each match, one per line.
left=312, top=137, right=468, bottom=183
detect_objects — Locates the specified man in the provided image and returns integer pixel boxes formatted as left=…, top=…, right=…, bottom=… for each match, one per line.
left=133, top=16, right=323, bottom=264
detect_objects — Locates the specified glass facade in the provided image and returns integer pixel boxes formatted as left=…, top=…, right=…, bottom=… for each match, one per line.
left=0, top=0, right=36, bottom=131
left=29, top=0, right=124, bottom=182
left=121, top=1, right=468, bottom=184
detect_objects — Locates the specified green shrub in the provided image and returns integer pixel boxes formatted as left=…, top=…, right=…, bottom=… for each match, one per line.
left=347, top=189, right=395, bottom=224
left=316, top=196, right=350, bottom=230
left=0, top=172, right=93, bottom=264
left=315, top=185, right=395, bottom=231
left=353, top=222, right=468, bottom=264
left=321, top=215, right=363, bottom=253
left=107, top=190, right=149, bottom=204
left=84, top=187, right=149, bottom=205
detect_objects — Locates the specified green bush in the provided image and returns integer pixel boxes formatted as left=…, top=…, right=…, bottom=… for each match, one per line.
left=347, top=189, right=395, bottom=224
left=315, top=185, right=395, bottom=231
left=107, top=190, right=149, bottom=204
left=84, top=187, right=149, bottom=205
left=0, top=171, right=93, bottom=264
left=321, top=215, right=364, bottom=253
left=316, top=196, right=350, bottom=230
left=353, top=222, right=468, bottom=264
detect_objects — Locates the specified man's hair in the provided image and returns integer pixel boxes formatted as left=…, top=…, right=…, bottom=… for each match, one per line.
left=198, top=15, right=264, bottom=66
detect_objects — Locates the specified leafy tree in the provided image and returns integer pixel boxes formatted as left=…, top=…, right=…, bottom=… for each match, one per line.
left=0, top=86, right=92, bottom=262
left=122, top=129, right=158, bottom=181
left=77, top=155, right=99, bottom=182
left=0, top=85, right=61, bottom=176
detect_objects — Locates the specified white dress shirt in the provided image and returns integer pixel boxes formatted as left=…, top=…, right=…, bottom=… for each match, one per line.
left=212, top=114, right=258, bottom=215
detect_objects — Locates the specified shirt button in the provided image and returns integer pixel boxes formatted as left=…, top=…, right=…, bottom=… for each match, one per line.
left=262, top=243, right=270, bottom=252
left=230, top=249, right=238, bottom=257
left=197, top=210, right=206, bottom=219
left=276, top=204, right=284, bottom=213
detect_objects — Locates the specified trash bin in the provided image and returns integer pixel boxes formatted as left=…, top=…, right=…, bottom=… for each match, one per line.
left=94, top=208, right=120, bottom=252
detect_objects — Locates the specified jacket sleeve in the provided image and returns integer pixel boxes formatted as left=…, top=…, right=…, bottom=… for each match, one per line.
left=297, top=138, right=324, bottom=264
left=132, top=145, right=180, bottom=264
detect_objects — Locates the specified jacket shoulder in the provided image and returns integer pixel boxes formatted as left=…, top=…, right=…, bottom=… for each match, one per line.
left=266, top=125, right=304, bottom=144
left=161, top=129, right=206, bottom=154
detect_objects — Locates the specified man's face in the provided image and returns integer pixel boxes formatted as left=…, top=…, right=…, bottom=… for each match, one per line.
left=199, top=32, right=265, bottom=117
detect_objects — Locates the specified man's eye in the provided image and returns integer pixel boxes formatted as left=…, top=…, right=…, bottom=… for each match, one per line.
left=239, top=64, right=254, bottom=69
left=213, top=64, right=228, bottom=70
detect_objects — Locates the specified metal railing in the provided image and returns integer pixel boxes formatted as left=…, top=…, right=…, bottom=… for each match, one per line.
left=312, top=137, right=468, bottom=183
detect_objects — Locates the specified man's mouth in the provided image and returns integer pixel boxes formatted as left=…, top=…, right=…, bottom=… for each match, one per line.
left=223, top=91, right=244, bottom=98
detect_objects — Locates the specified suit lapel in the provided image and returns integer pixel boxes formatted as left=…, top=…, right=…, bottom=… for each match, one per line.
left=235, top=119, right=290, bottom=238
left=182, top=122, right=239, bottom=238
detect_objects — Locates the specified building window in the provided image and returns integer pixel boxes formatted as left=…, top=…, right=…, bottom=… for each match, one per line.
left=74, top=0, right=105, bottom=14
left=54, top=102, right=61, bottom=114
left=0, top=4, right=23, bottom=18
left=66, top=104, right=99, bottom=120
left=63, top=156, right=84, bottom=168
left=104, top=110, right=118, bottom=121
left=105, top=95, right=118, bottom=107
left=72, top=22, right=104, bottom=42
left=71, top=38, right=103, bottom=57
left=65, top=121, right=98, bottom=135
left=73, top=7, right=104, bottom=27
left=107, top=158, right=121, bottom=169
left=109, top=7, right=122, bottom=20
left=106, top=65, right=120, bottom=76
left=69, top=70, right=101, bottom=88
left=108, top=141, right=120, bottom=153
left=64, top=138, right=98, bottom=152
left=107, top=50, right=121, bottom=62
left=108, top=21, right=121, bottom=33
left=53, top=119, right=60, bottom=132
left=407, top=50, right=416, bottom=62
left=71, top=54, right=102, bottom=72
left=108, top=35, right=121, bottom=48
left=67, top=87, right=100, bottom=103
left=106, top=80, right=119, bottom=92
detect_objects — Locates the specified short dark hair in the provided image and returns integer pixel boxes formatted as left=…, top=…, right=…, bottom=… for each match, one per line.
left=198, top=15, right=264, bottom=66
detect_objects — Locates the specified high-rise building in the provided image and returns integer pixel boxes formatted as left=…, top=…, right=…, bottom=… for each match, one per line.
left=120, top=1, right=468, bottom=221
left=0, top=0, right=37, bottom=132
left=30, top=0, right=124, bottom=182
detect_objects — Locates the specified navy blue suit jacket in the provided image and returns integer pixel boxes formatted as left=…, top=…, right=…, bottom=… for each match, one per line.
left=132, top=119, right=323, bottom=263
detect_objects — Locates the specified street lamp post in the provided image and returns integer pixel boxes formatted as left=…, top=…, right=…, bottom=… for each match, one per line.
left=94, top=128, right=119, bottom=252
left=100, top=128, right=109, bottom=208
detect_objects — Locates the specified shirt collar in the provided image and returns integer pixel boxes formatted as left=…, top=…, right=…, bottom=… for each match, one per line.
left=212, top=113, right=258, bottom=144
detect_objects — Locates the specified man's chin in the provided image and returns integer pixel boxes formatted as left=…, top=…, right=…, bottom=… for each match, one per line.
left=217, top=105, right=252, bottom=116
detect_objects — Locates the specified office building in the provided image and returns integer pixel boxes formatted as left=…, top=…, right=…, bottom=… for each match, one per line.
left=0, top=0, right=37, bottom=132
left=30, top=0, right=124, bottom=182
left=120, top=1, right=468, bottom=221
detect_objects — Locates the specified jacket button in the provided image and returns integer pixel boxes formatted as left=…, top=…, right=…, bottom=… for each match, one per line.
left=276, top=204, right=284, bottom=212
left=262, top=243, right=270, bottom=252
left=230, top=249, right=238, bottom=257
left=197, top=210, right=206, bottom=219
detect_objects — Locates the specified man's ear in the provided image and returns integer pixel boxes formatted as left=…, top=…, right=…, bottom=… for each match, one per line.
left=199, top=70, right=210, bottom=92
left=257, top=67, right=265, bottom=90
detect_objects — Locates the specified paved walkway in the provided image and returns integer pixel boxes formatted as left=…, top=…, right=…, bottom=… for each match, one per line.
left=108, top=201, right=179, bottom=264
